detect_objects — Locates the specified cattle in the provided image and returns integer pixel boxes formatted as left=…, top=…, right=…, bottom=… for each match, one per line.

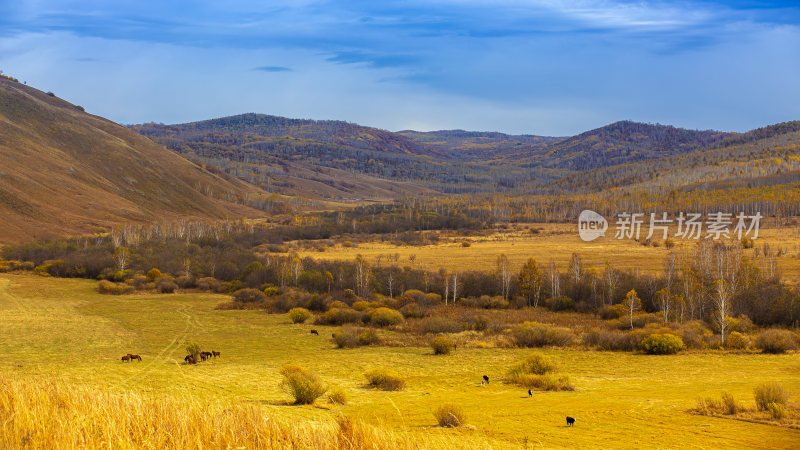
left=528, top=389, right=533, bottom=398
left=566, top=416, right=576, bottom=426
left=482, top=375, right=489, bottom=384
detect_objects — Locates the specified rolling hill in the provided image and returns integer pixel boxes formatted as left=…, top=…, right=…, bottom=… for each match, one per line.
left=0, top=78, right=267, bottom=244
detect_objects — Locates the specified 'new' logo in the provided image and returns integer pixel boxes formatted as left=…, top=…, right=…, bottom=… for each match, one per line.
left=578, top=210, right=607, bottom=242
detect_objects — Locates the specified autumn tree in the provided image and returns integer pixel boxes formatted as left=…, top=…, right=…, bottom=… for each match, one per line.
left=622, top=289, right=642, bottom=329
left=497, top=253, right=512, bottom=300
left=113, top=246, right=129, bottom=272
left=518, top=258, right=544, bottom=307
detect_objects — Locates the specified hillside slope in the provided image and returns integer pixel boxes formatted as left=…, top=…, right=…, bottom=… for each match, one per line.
left=0, top=79, right=266, bottom=244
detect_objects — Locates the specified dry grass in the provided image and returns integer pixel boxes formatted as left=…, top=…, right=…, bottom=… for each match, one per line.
left=0, top=376, right=482, bottom=449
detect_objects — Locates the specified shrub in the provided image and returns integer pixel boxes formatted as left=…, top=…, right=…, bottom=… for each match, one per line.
left=316, top=308, right=363, bottom=326
left=598, top=304, right=625, bottom=320
left=679, top=321, right=713, bottom=349
left=96, top=280, right=134, bottom=295
left=156, top=280, right=178, bottom=293
left=461, top=241, right=471, bottom=248
left=263, top=286, right=280, bottom=296
left=357, top=328, right=379, bottom=346
left=583, top=329, right=636, bottom=351
left=127, top=275, right=148, bottom=289
left=399, top=303, right=426, bottom=318
left=146, top=268, right=162, bottom=282
left=185, top=341, right=202, bottom=362
left=433, top=404, right=466, bottom=427
left=430, top=336, right=455, bottom=355
left=234, top=288, right=267, bottom=303
left=342, top=241, right=353, bottom=248
left=351, top=300, right=372, bottom=311
left=328, top=387, right=348, bottom=405
left=328, top=300, right=349, bottom=310
left=767, top=402, right=786, bottom=420
left=616, top=313, right=660, bottom=330
left=279, top=364, right=327, bottom=405
left=288, top=307, right=312, bottom=324
left=754, top=329, right=797, bottom=354
left=511, top=322, right=574, bottom=348
left=754, top=382, right=788, bottom=411
left=364, top=368, right=405, bottom=391
left=423, top=293, right=442, bottom=306
left=175, top=276, right=196, bottom=289
left=332, top=328, right=360, bottom=349
left=508, top=373, right=575, bottom=391
left=196, top=277, right=221, bottom=291
left=725, top=331, right=749, bottom=350
left=544, top=296, right=574, bottom=311
left=508, top=353, right=556, bottom=376
left=720, top=392, right=740, bottom=415
left=639, top=333, right=684, bottom=354
left=365, top=307, right=404, bottom=327
left=417, top=317, right=464, bottom=334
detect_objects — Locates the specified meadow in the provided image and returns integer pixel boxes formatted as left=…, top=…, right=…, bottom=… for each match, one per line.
left=1, top=273, right=799, bottom=448
left=296, top=223, right=800, bottom=277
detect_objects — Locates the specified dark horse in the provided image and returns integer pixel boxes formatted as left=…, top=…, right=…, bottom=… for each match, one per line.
left=310, top=329, right=319, bottom=335
left=121, top=355, right=130, bottom=362
left=184, top=355, right=195, bottom=364
left=200, top=353, right=207, bottom=362
left=130, top=354, right=142, bottom=362
left=212, top=350, right=221, bottom=358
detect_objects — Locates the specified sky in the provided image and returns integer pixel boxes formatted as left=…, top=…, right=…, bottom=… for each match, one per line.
left=1, top=0, right=799, bottom=135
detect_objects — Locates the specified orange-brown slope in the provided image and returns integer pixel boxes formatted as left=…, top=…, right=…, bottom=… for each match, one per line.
left=0, top=78, right=265, bottom=244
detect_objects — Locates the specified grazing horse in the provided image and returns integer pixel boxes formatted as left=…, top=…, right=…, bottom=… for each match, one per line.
left=310, top=329, right=319, bottom=335
left=121, top=355, right=130, bottom=362
left=184, top=355, right=195, bottom=364
left=483, top=375, right=489, bottom=384
left=566, top=416, right=576, bottom=426
left=130, top=354, right=142, bottom=362
left=200, top=353, right=207, bottom=362
left=212, top=351, right=220, bottom=358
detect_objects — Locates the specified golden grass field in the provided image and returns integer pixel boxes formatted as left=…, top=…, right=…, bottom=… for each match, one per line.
left=1, top=273, right=800, bottom=448
left=297, top=223, right=800, bottom=277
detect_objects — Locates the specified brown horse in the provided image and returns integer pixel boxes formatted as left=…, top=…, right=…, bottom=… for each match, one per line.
left=310, top=329, right=319, bottom=335
left=121, top=355, right=130, bottom=362
left=212, top=351, right=220, bottom=358
left=184, top=355, right=195, bottom=364
left=200, top=353, right=207, bottom=362
left=130, top=354, right=142, bottom=362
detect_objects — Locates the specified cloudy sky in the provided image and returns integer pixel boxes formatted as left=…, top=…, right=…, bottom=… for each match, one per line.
left=1, top=1, right=798, bottom=135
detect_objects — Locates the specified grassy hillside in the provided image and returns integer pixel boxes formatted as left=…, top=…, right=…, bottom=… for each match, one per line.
left=1, top=273, right=798, bottom=448
left=0, top=79, right=267, bottom=244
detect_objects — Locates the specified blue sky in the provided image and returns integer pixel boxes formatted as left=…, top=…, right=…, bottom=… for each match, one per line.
left=1, top=1, right=798, bottom=135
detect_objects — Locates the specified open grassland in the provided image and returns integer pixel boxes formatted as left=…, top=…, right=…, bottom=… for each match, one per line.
left=1, top=274, right=799, bottom=448
left=297, top=223, right=800, bottom=277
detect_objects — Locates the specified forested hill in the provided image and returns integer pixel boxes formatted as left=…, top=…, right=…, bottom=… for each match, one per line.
left=0, top=78, right=267, bottom=244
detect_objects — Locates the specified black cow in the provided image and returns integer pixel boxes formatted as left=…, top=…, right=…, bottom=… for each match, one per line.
left=566, top=416, right=576, bottom=426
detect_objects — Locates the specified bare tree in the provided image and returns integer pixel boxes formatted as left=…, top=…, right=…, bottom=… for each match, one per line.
left=497, top=254, right=512, bottom=300
left=622, top=289, right=642, bottom=329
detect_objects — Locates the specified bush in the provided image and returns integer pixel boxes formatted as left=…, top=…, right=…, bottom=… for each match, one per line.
left=767, top=402, right=786, bottom=420
left=328, top=300, right=349, bottom=310
left=263, top=286, right=280, bottom=296
left=156, top=280, right=178, bottom=294
left=508, top=373, right=575, bottom=391
left=316, top=308, right=363, bottom=326
left=754, top=382, right=788, bottom=411
left=508, top=353, right=556, bottom=376
left=365, top=307, right=404, bottom=327
left=351, top=300, right=372, bottom=311
left=328, top=387, right=348, bottom=405
left=433, top=404, right=466, bottom=427
left=364, top=368, right=405, bottom=391
left=511, top=322, right=575, bottom=348
left=417, top=317, right=464, bottom=334
left=616, top=313, right=661, bottom=330
left=175, top=276, right=196, bottom=289
left=423, top=293, right=442, bottom=306
left=544, top=296, right=574, bottom=311
left=332, top=328, right=360, bottom=349
left=721, top=392, right=740, bottom=415
left=185, top=341, right=202, bottom=363
left=679, top=321, right=713, bottom=349
left=754, top=329, right=797, bottom=354
left=358, top=328, right=379, bottom=346
left=96, top=280, right=134, bottom=295
left=196, top=277, right=221, bottom=291
left=725, top=331, right=749, bottom=350
left=146, top=268, right=162, bottom=282
left=288, top=307, right=312, bottom=324
left=430, top=336, right=455, bottom=355
left=279, top=364, right=327, bottom=405
left=399, top=303, right=426, bottom=318
left=234, top=288, right=267, bottom=303
left=583, top=329, right=637, bottom=351
left=598, top=304, right=625, bottom=320
left=639, top=333, right=684, bottom=354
